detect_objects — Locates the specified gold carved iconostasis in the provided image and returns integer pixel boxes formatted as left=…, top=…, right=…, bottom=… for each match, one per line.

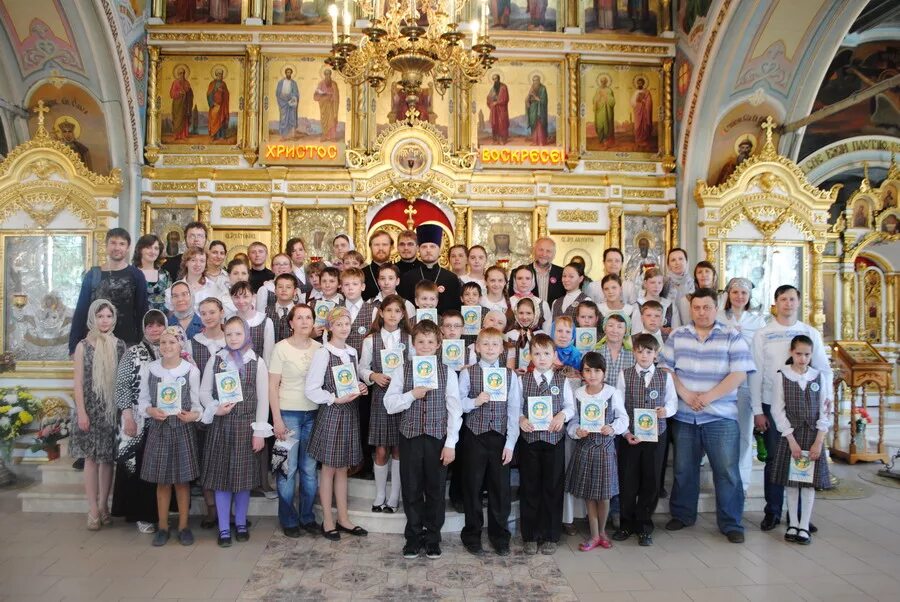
left=140, top=0, right=677, bottom=270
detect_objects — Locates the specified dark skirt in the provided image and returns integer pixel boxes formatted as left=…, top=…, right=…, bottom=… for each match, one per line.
left=770, top=423, right=831, bottom=489
left=368, top=385, right=400, bottom=447
left=141, top=416, right=199, bottom=484
left=308, top=401, right=362, bottom=468
left=201, top=410, right=260, bottom=492
left=111, top=440, right=160, bottom=522
left=565, top=436, right=619, bottom=501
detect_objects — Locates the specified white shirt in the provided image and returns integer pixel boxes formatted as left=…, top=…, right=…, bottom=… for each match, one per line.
left=567, top=384, right=628, bottom=438
left=241, top=311, right=275, bottom=366
left=615, top=364, right=678, bottom=430
left=631, top=295, right=671, bottom=329
left=585, top=279, right=638, bottom=306
left=559, top=289, right=584, bottom=313
left=187, top=332, right=225, bottom=361
left=304, top=343, right=361, bottom=406
left=769, top=367, right=831, bottom=437
left=372, top=291, right=416, bottom=317
left=344, top=297, right=365, bottom=323
left=480, top=295, right=510, bottom=313
left=359, top=328, right=404, bottom=384
left=293, top=265, right=307, bottom=286
left=526, top=369, right=576, bottom=422
left=458, top=359, right=522, bottom=450
left=199, top=348, right=270, bottom=436
left=383, top=359, right=463, bottom=449
left=165, top=280, right=220, bottom=313
left=137, top=359, right=202, bottom=419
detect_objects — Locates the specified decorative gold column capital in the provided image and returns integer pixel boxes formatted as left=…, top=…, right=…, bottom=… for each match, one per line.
left=565, top=53, right=580, bottom=170
left=144, top=46, right=162, bottom=165
left=535, top=206, right=549, bottom=239
left=608, top=206, right=622, bottom=249
left=667, top=207, right=679, bottom=250
left=661, top=58, right=675, bottom=172
left=198, top=200, right=212, bottom=225
left=703, top=239, right=719, bottom=264
left=242, top=44, right=261, bottom=166
left=453, top=205, right=468, bottom=246
left=811, top=242, right=826, bottom=332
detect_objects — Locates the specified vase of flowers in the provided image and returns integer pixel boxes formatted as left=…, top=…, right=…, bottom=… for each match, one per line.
left=0, top=385, right=40, bottom=485
left=852, top=407, right=872, bottom=450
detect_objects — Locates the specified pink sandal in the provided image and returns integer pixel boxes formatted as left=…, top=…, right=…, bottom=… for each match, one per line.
left=579, top=537, right=602, bottom=551
left=597, top=536, right=613, bottom=549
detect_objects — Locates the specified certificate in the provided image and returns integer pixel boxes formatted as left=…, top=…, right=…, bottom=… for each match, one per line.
left=215, top=370, right=244, bottom=404
left=416, top=308, right=438, bottom=324
left=461, top=306, right=482, bottom=336
left=441, top=339, right=466, bottom=371
left=331, top=363, right=359, bottom=398
left=633, top=408, right=658, bottom=442
left=314, top=300, right=336, bottom=326
left=528, top=396, right=553, bottom=431
left=580, top=399, right=607, bottom=433
left=379, top=348, right=403, bottom=375
left=482, top=367, right=507, bottom=402
left=575, top=328, right=597, bottom=353
left=517, top=344, right=531, bottom=371
left=789, top=452, right=815, bottom=484
left=156, top=380, right=182, bottom=415
left=412, top=355, right=439, bottom=389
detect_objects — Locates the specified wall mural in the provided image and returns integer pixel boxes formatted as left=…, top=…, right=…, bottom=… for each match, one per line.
left=375, top=76, right=450, bottom=138
left=165, top=0, right=243, bottom=23
left=490, top=0, right=559, bottom=32
left=704, top=100, right=781, bottom=186
left=0, top=0, right=85, bottom=77
left=583, top=0, right=660, bottom=36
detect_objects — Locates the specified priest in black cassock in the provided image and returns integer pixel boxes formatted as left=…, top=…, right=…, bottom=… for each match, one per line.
left=398, top=224, right=461, bottom=314
left=395, top=229, right=424, bottom=274
left=361, top=229, right=394, bottom=301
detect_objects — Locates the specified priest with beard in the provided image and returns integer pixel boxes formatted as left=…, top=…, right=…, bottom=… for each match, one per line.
left=394, top=229, right=424, bottom=274
left=398, top=224, right=461, bottom=314
left=361, top=229, right=395, bottom=301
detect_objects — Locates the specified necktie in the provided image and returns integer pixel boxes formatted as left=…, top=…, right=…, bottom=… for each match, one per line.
left=640, top=369, right=650, bottom=385
left=281, top=307, right=288, bottom=319
left=539, top=374, right=550, bottom=394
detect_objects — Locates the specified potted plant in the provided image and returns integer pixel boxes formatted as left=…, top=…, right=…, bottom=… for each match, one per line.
left=0, top=386, right=41, bottom=484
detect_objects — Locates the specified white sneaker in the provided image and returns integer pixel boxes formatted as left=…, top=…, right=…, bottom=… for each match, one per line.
left=137, top=521, right=157, bottom=534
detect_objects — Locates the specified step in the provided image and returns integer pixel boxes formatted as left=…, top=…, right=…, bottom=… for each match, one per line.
left=37, top=462, right=85, bottom=486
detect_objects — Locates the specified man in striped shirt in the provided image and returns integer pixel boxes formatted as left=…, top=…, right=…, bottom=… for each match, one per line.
left=660, top=288, right=756, bottom=543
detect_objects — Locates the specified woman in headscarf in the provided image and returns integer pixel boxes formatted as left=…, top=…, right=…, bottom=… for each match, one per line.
left=71, top=299, right=127, bottom=530
left=167, top=280, right=204, bottom=339
left=111, top=309, right=168, bottom=533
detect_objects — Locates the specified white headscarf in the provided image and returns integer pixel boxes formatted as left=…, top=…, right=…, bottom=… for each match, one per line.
left=86, top=298, right=120, bottom=425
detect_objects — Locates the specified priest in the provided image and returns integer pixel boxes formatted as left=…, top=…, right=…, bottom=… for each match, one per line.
left=362, top=229, right=394, bottom=301
left=398, top=224, right=461, bottom=314
left=395, top=229, right=423, bottom=274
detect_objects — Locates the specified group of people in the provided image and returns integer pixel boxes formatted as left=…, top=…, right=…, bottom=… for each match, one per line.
left=64, top=222, right=833, bottom=557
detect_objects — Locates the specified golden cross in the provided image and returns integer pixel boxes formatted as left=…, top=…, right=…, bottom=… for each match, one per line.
left=404, top=202, right=417, bottom=229
left=760, top=115, right=777, bottom=146
left=33, top=100, right=50, bottom=128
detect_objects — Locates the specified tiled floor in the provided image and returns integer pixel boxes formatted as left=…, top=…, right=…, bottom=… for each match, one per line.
left=1, top=460, right=899, bottom=601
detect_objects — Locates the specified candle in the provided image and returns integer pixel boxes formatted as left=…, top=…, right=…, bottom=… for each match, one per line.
left=470, top=19, right=478, bottom=46
left=480, top=1, right=487, bottom=34
left=328, top=4, right=338, bottom=43
left=449, top=0, right=456, bottom=22
left=343, top=8, right=351, bottom=36
left=374, top=0, right=381, bottom=21
left=409, top=0, right=415, bottom=20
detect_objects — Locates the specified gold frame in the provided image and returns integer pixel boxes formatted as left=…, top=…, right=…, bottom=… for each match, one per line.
left=283, top=205, right=353, bottom=260
left=621, top=209, right=673, bottom=264
left=142, top=200, right=200, bottom=236
left=720, top=240, right=809, bottom=319
left=209, top=227, right=273, bottom=261
left=549, top=230, right=607, bottom=280
left=576, top=0, right=670, bottom=36
left=155, top=0, right=252, bottom=24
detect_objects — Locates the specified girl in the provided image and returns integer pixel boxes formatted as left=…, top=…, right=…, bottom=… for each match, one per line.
left=597, top=275, right=635, bottom=338
left=481, top=265, right=512, bottom=315
left=552, top=316, right=582, bottom=378
left=575, top=300, right=602, bottom=343
left=359, top=294, right=411, bottom=513
left=551, top=263, right=590, bottom=321
left=632, top=268, right=674, bottom=337
left=770, top=335, right=831, bottom=545
left=200, top=317, right=270, bottom=547
left=205, top=241, right=230, bottom=296
left=305, top=307, right=369, bottom=540
left=565, top=352, right=628, bottom=551
left=675, top=261, right=720, bottom=328
left=257, top=253, right=297, bottom=315
left=138, top=325, right=202, bottom=546
left=461, top=245, right=488, bottom=292
left=166, top=247, right=218, bottom=312
left=269, top=305, right=323, bottom=537
left=221, top=258, right=250, bottom=316
left=663, top=248, right=692, bottom=307
left=71, top=299, right=127, bottom=530
left=718, top=278, right=766, bottom=493
left=448, top=244, right=469, bottom=281
left=167, top=281, right=203, bottom=339
left=332, top=234, right=352, bottom=268
left=510, top=266, right=551, bottom=331
left=286, top=238, right=311, bottom=295
left=507, top=297, right=538, bottom=374
left=112, top=309, right=167, bottom=533
left=306, top=261, right=326, bottom=301
left=232, top=281, right=275, bottom=365
left=133, top=234, right=170, bottom=312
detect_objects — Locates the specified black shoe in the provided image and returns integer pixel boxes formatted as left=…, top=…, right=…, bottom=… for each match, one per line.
left=784, top=526, right=799, bottom=542
left=612, top=529, right=631, bottom=541
left=217, top=531, right=232, bottom=548
left=665, top=518, right=687, bottom=531
left=638, top=532, right=653, bottom=546
left=726, top=531, right=745, bottom=544
left=760, top=513, right=780, bottom=531
left=300, top=521, right=320, bottom=535
left=402, top=544, right=419, bottom=559
left=809, top=523, right=818, bottom=534
left=382, top=505, right=397, bottom=514
left=336, top=523, right=368, bottom=537
left=72, top=458, right=84, bottom=471
left=235, top=526, right=249, bottom=542
left=321, top=525, right=340, bottom=541
left=283, top=526, right=301, bottom=538
left=425, top=544, right=442, bottom=559
left=451, top=499, right=465, bottom=513
left=464, top=543, right=485, bottom=556
left=794, top=528, right=811, bottom=545
left=495, top=545, right=511, bottom=556
left=658, top=487, right=668, bottom=499
left=371, top=504, right=383, bottom=513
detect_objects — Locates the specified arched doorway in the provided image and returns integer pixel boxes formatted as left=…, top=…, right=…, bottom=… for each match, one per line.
left=367, top=198, right=455, bottom=265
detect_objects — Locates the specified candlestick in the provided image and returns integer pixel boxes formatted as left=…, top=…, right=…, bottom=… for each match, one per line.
left=470, top=19, right=478, bottom=46
left=343, top=8, right=351, bottom=36
left=328, top=4, right=338, bottom=44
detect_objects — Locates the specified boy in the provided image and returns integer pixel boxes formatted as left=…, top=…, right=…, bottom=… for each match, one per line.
left=440, top=309, right=467, bottom=513
left=518, top=333, right=576, bottom=555
left=384, top=321, right=463, bottom=559
left=461, top=282, right=488, bottom=350
left=458, top=327, right=521, bottom=556
left=342, top=250, right=366, bottom=270
left=340, top=268, right=376, bottom=355
left=633, top=300, right=665, bottom=346
left=265, top=273, right=298, bottom=343
left=613, top=334, right=676, bottom=546
left=306, top=261, right=325, bottom=301
left=286, top=237, right=313, bottom=297
left=310, top=266, right=343, bottom=338
left=410, top=280, right=440, bottom=328
left=369, top=264, right=416, bottom=316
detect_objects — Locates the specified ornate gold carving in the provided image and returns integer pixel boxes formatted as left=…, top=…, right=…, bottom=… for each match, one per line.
left=149, top=32, right=253, bottom=42
left=145, top=45, right=161, bottom=165
left=739, top=201, right=790, bottom=241
left=243, top=44, right=260, bottom=166
left=198, top=200, right=211, bottom=225
left=608, top=206, right=622, bottom=248
left=623, top=189, right=666, bottom=200
left=811, top=243, right=825, bottom=331
left=216, top=182, right=270, bottom=192
left=152, top=181, right=196, bottom=191
left=221, top=205, right=264, bottom=219
left=841, top=270, right=855, bottom=340
left=270, top=201, right=283, bottom=253
left=258, top=33, right=331, bottom=43
left=552, top=187, right=603, bottom=198
left=453, top=205, right=468, bottom=247
left=353, top=203, right=367, bottom=252
left=668, top=207, right=679, bottom=249
left=164, top=155, right=241, bottom=166
left=571, top=42, right=670, bottom=55
left=661, top=58, right=675, bottom=172
left=565, top=54, right=579, bottom=168
left=583, top=161, right=658, bottom=172
left=493, top=38, right=562, bottom=50
left=535, top=206, right=548, bottom=239
left=287, top=183, right=352, bottom=193
left=557, top=209, right=599, bottom=223
left=471, top=185, right=534, bottom=195
left=704, top=239, right=719, bottom=264
left=887, top=274, right=896, bottom=343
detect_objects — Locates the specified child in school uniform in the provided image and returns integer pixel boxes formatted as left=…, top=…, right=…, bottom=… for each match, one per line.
left=199, top=317, right=271, bottom=547
left=438, top=310, right=467, bottom=513
left=769, top=335, right=831, bottom=545
left=138, top=325, right=202, bottom=546
left=309, top=266, right=344, bottom=339
left=467, top=310, right=508, bottom=365
left=230, top=281, right=274, bottom=365
left=306, top=260, right=326, bottom=301
left=555, top=314, right=585, bottom=536
left=551, top=263, right=590, bottom=321
left=518, top=333, right=576, bottom=555
left=510, top=266, right=551, bottom=331
left=631, top=300, right=666, bottom=347
left=575, top=300, right=602, bottom=344
left=409, top=280, right=440, bottom=328
left=613, top=334, right=676, bottom=546
left=360, top=294, right=411, bottom=513
left=266, top=273, right=299, bottom=343
left=340, top=268, right=377, bottom=356
left=597, top=275, right=636, bottom=339
left=461, top=281, right=489, bottom=350
left=220, top=259, right=250, bottom=316
left=458, top=327, right=521, bottom=556
left=385, top=320, right=463, bottom=560
left=481, top=265, right=513, bottom=316
left=256, top=253, right=296, bottom=316
left=507, top=297, right=538, bottom=375
left=631, top=268, right=674, bottom=338
left=342, top=250, right=365, bottom=270
left=304, top=307, right=369, bottom=540
left=368, top=263, right=416, bottom=316
left=565, top=351, right=628, bottom=551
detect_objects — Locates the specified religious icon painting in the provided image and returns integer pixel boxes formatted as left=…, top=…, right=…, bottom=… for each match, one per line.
left=260, top=55, right=347, bottom=166
left=579, top=62, right=663, bottom=158
left=374, top=75, right=451, bottom=140
left=158, top=54, right=245, bottom=149
left=469, top=210, right=534, bottom=269
left=621, top=213, right=667, bottom=286
left=582, top=0, right=662, bottom=36
left=473, top=60, right=566, bottom=170
left=145, top=205, right=200, bottom=260
left=285, top=208, right=351, bottom=262
left=267, top=0, right=332, bottom=24
left=165, top=0, right=245, bottom=24
left=487, top=0, right=559, bottom=32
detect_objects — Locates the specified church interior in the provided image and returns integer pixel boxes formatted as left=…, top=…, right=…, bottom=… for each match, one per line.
left=0, top=1, right=899, bottom=600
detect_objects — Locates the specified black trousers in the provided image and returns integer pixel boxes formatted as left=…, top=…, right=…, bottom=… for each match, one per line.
left=460, top=428, right=511, bottom=549
left=448, top=424, right=467, bottom=505
left=399, top=434, right=447, bottom=547
left=618, top=429, right=668, bottom=534
left=659, top=417, right=675, bottom=490
left=518, top=439, right=565, bottom=543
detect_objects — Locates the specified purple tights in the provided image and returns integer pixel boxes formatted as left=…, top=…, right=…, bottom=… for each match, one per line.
left=215, top=490, right=250, bottom=534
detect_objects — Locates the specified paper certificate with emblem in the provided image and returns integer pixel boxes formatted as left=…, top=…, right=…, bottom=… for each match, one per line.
left=461, top=306, right=482, bottom=336
left=633, top=408, right=658, bottom=441
left=157, top=380, right=182, bottom=415
left=788, top=451, right=815, bottom=484
left=441, top=339, right=465, bottom=371
left=331, top=363, right=359, bottom=398
left=482, top=367, right=507, bottom=401
left=314, top=300, right=336, bottom=326
left=580, top=399, right=607, bottom=433
left=416, top=308, right=438, bottom=324
left=215, top=370, right=244, bottom=404
left=412, top=355, right=439, bottom=389
left=528, top=396, right=553, bottom=431
left=379, top=348, right=403, bottom=375
left=575, top=328, right=597, bottom=353
left=518, top=344, right=531, bottom=371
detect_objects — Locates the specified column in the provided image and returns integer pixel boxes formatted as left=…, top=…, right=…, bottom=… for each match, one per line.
left=840, top=267, right=855, bottom=340
left=661, top=58, right=675, bottom=172
left=270, top=201, right=283, bottom=254
left=608, top=206, right=622, bottom=249
left=811, top=242, right=826, bottom=333
left=243, top=45, right=260, bottom=165
left=353, top=202, right=368, bottom=252
left=453, top=204, right=468, bottom=246
left=145, top=46, right=161, bottom=165
left=565, top=54, right=579, bottom=170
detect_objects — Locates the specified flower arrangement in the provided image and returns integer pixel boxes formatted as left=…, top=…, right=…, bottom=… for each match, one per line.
left=0, top=386, right=41, bottom=461
left=854, top=407, right=873, bottom=430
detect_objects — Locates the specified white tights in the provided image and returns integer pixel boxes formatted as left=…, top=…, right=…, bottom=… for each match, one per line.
left=786, top=486, right=815, bottom=530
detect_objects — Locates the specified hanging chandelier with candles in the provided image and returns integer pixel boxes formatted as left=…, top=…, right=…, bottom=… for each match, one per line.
left=326, top=0, right=496, bottom=121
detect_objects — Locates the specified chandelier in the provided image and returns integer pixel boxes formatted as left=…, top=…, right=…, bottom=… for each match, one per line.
left=326, top=1, right=496, bottom=121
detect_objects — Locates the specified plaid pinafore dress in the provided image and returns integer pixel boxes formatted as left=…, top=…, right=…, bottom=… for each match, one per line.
left=308, top=350, right=363, bottom=467
left=141, top=365, right=199, bottom=484
left=565, top=387, right=619, bottom=501
left=367, top=331, right=409, bottom=446
left=770, top=371, right=831, bottom=489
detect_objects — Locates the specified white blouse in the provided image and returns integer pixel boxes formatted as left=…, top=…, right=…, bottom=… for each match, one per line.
left=199, top=348, right=270, bottom=437
left=566, top=384, right=628, bottom=439
left=137, top=359, right=202, bottom=419
left=359, top=328, right=405, bottom=384
left=304, top=343, right=362, bottom=406
left=769, top=367, right=831, bottom=437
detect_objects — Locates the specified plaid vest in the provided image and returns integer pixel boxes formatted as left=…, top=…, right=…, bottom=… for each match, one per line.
left=211, top=355, right=258, bottom=421
left=622, top=366, right=668, bottom=435
left=266, top=304, right=293, bottom=343
left=520, top=370, right=567, bottom=445
left=371, top=330, right=409, bottom=373
left=551, top=291, right=589, bottom=322
left=248, top=319, right=268, bottom=358
left=344, top=301, right=377, bottom=356
left=400, top=359, right=449, bottom=440
left=781, top=371, right=823, bottom=431
left=464, top=364, right=512, bottom=436
left=148, top=371, right=192, bottom=412
left=191, top=335, right=222, bottom=373
left=598, top=345, right=635, bottom=387
left=323, top=348, right=356, bottom=394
